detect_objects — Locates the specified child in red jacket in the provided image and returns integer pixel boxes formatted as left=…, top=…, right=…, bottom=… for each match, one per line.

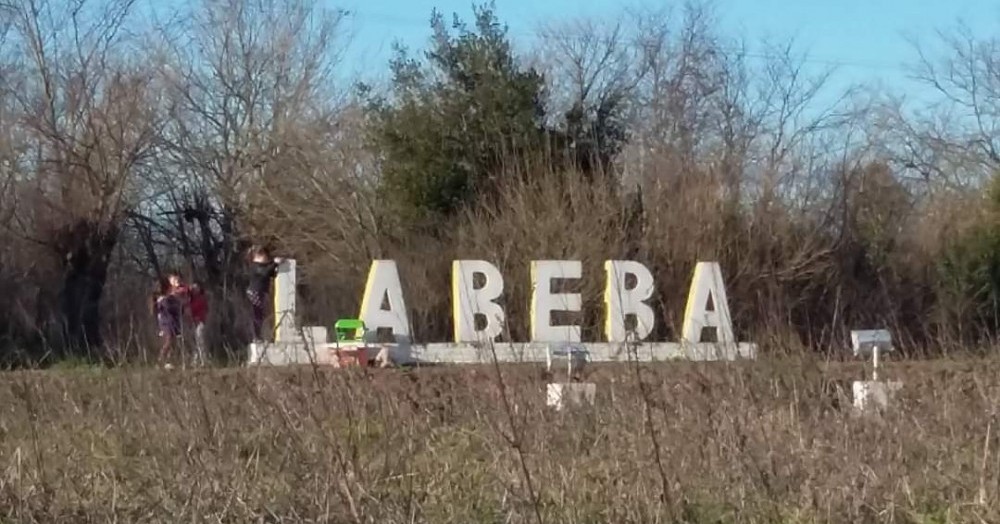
left=188, top=282, right=209, bottom=366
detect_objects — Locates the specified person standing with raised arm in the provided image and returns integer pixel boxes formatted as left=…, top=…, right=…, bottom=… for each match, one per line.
left=246, top=245, right=283, bottom=342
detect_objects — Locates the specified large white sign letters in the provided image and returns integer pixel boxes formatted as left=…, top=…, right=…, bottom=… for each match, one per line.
left=353, top=259, right=736, bottom=345
left=253, top=258, right=753, bottom=366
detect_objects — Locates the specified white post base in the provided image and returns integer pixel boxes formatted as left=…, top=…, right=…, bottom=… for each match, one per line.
left=852, top=380, right=902, bottom=413
left=248, top=341, right=317, bottom=366
left=546, top=382, right=596, bottom=411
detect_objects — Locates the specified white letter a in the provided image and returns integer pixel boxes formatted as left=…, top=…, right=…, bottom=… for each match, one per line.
left=681, top=261, right=734, bottom=345
left=359, top=260, right=411, bottom=341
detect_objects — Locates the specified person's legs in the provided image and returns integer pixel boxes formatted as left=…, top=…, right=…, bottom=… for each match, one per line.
left=175, top=315, right=187, bottom=368
left=252, top=303, right=264, bottom=340
left=158, top=332, right=173, bottom=367
left=247, top=289, right=267, bottom=341
left=158, top=315, right=180, bottom=368
left=194, top=321, right=207, bottom=366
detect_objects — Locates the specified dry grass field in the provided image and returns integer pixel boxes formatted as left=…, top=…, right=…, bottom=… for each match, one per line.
left=0, top=356, right=998, bottom=523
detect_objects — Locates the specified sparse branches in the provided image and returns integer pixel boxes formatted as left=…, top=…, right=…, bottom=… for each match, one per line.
left=7, top=0, right=154, bottom=228
left=538, top=15, right=645, bottom=118
left=155, top=0, right=347, bottom=202
left=893, top=22, right=1000, bottom=188
left=145, top=0, right=348, bottom=260
left=537, top=12, right=647, bottom=175
left=612, top=0, right=847, bottom=212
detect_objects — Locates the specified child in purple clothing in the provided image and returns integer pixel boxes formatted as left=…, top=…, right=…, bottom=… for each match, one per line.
left=152, top=277, right=182, bottom=368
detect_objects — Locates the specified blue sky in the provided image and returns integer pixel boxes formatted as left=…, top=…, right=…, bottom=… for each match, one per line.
left=336, top=0, right=999, bottom=103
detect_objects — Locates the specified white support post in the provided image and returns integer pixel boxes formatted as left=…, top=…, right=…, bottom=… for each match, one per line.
left=274, top=259, right=297, bottom=342
left=872, top=345, right=880, bottom=381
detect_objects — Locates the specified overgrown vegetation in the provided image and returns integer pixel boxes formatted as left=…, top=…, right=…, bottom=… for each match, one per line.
left=0, top=0, right=999, bottom=360
left=0, top=358, right=998, bottom=522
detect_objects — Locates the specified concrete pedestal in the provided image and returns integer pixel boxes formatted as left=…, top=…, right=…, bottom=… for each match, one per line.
left=852, top=380, right=903, bottom=413
left=546, top=382, right=596, bottom=411
left=248, top=341, right=758, bottom=366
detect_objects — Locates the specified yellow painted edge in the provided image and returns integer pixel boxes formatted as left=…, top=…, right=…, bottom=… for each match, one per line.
left=451, top=260, right=462, bottom=343
left=357, top=260, right=382, bottom=339
left=603, top=260, right=615, bottom=342
left=681, top=262, right=707, bottom=342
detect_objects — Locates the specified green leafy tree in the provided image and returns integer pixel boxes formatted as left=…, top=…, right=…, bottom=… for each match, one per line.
left=938, top=173, right=1000, bottom=339
left=364, top=3, right=548, bottom=221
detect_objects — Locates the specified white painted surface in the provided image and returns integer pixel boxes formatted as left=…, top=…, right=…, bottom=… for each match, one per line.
left=547, top=382, right=596, bottom=410
left=359, top=260, right=411, bottom=342
left=604, top=260, right=656, bottom=342
left=682, top=262, right=735, bottom=345
left=247, top=341, right=756, bottom=366
left=248, top=341, right=317, bottom=366
left=852, top=380, right=903, bottom=413
left=303, top=325, right=328, bottom=346
left=274, top=259, right=297, bottom=342
left=531, top=260, right=583, bottom=342
left=452, top=260, right=506, bottom=343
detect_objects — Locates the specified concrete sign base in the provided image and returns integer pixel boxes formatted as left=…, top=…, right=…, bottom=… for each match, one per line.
left=247, top=340, right=757, bottom=366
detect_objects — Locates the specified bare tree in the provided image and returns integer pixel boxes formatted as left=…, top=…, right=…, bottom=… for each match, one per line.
left=881, top=22, right=1000, bottom=190
left=3, top=0, right=158, bottom=354
left=536, top=0, right=857, bottom=232
left=537, top=12, right=649, bottom=176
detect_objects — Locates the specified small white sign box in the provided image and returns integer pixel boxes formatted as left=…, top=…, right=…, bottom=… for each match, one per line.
left=546, top=383, right=596, bottom=411
left=546, top=343, right=589, bottom=379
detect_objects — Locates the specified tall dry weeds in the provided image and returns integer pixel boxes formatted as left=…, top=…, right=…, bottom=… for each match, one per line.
left=0, top=357, right=997, bottom=522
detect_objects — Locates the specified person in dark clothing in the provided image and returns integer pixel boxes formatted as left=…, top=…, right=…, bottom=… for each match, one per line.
left=246, top=246, right=283, bottom=341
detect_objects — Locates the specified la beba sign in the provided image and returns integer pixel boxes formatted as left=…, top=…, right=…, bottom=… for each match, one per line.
left=351, top=259, right=736, bottom=345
